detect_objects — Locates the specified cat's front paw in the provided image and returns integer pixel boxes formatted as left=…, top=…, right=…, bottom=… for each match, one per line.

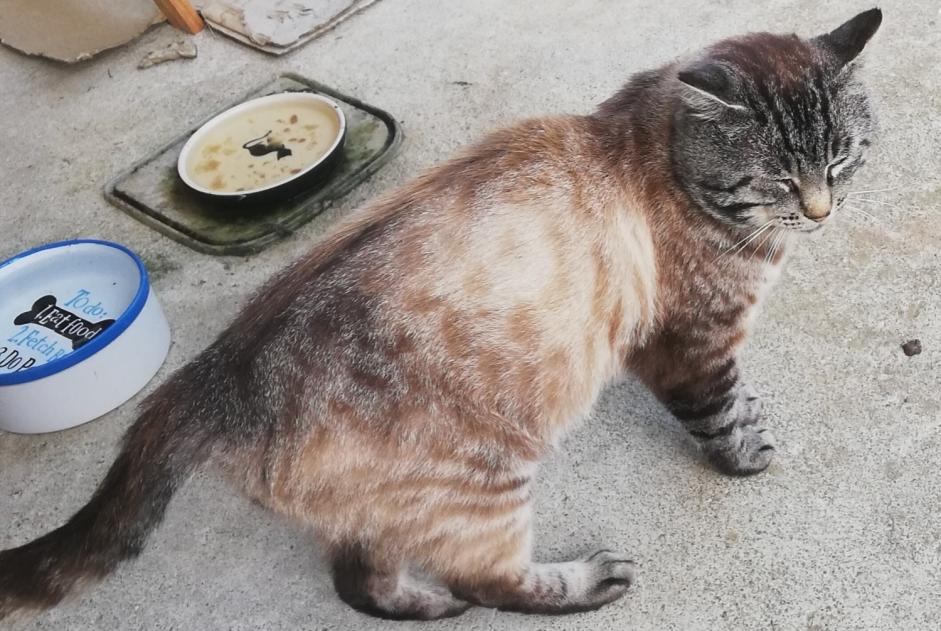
left=702, top=424, right=775, bottom=476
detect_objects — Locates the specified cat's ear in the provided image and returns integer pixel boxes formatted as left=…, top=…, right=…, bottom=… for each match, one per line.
left=677, top=62, right=748, bottom=119
left=814, top=8, right=882, bottom=68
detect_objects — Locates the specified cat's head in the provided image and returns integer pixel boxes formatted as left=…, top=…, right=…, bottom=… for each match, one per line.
left=671, top=8, right=882, bottom=234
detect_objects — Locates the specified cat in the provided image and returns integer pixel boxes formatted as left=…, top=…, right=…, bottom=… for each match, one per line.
left=0, top=8, right=882, bottom=622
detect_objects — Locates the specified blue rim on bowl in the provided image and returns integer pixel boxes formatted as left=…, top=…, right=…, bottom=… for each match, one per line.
left=0, top=239, right=150, bottom=386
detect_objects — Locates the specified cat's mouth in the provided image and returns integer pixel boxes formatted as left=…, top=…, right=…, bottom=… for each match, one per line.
left=798, top=223, right=824, bottom=233
left=772, top=212, right=827, bottom=234
left=792, top=219, right=826, bottom=233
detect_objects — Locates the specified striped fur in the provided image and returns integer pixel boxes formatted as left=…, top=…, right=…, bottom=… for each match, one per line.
left=0, top=9, right=881, bottom=622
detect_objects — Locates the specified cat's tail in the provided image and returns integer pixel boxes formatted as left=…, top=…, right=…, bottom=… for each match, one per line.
left=0, top=371, right=211, bottom=621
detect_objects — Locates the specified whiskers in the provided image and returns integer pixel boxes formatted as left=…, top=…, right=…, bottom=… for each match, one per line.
left=714, top=219, right=787, bottom=267
left=836, top=186, right=902, bottom=239
left=843, top=205, right=879, bottom=223
left=846, top=186, right=898, bottom=196
left=844, top=185, right=896, bottom=209
left=716, top=220, right=775, bottom=260
left=846, top=196, right=891, bottom=206
left=762, top=230, right=787, bottom=266
left=838, top=185, right=896, bottom=227
left=750, top=224, right=778, bottom=261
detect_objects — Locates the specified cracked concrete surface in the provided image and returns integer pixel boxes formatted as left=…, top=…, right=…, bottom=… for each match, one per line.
left=1, top=1, right=939, bottom=629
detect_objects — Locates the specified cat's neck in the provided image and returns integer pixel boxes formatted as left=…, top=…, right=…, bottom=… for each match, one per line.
left=588, top=71, right=787, bottom=332
left=589, top=69, right=787, bottom=268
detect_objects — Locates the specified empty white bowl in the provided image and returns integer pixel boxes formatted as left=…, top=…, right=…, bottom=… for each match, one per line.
left=0, top=240, right=170, bottom=433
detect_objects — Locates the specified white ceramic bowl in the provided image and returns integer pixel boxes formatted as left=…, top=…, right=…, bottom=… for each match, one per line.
left=0, top=240, right=170, bottom=434
left=177, top=92, right=347, bottom=203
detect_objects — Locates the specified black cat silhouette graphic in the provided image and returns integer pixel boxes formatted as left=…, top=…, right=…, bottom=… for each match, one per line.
left=242, top=130, right=292, bottom=160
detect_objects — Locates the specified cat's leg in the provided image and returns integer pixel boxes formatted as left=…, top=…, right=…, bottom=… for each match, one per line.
left=448, top=549, right=636, bottom=614
left=329, top=544, right=471, bottom=620
left=436, top=510, right=635, bottom=614
left=631, top=337, right=775, bottom=475
left=737, top=381, right=764, bottom=425
left=324, top=451, right=633, bottom=616
left=677, top=380, right=775, bottom=476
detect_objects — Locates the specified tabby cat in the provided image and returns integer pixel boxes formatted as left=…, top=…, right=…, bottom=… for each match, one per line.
left=0, top=8, right=882, bottom=622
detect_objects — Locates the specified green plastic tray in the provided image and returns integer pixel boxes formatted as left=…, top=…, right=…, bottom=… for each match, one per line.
left=104, top=73, right=403, bottom=256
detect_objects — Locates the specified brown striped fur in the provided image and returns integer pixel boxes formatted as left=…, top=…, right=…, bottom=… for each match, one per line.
left=0, top=9, right=882, bottom=622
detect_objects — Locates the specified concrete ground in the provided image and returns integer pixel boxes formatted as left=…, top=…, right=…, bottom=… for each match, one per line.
left=1, top=1, right=939, bottom=629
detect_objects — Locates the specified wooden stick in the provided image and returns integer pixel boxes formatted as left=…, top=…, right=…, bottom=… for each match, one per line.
left=153, top=0, right=205, bottom=34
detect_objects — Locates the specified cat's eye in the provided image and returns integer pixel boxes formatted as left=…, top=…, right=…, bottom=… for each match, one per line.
left=826, top=157, right=848, bottom=184
left=774, top=177, right=798, bottom=193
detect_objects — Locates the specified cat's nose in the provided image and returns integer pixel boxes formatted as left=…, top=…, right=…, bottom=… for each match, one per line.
left=801, top=188, right=832, bottom=222
left=806, top=206, right=831, bottom=222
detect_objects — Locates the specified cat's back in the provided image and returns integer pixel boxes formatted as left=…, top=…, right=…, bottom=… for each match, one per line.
left=212, top=114, right=657, bottom=440
left=347, top=114, right=657, bottom=372
left=234, top=113, right=649, bottom=332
